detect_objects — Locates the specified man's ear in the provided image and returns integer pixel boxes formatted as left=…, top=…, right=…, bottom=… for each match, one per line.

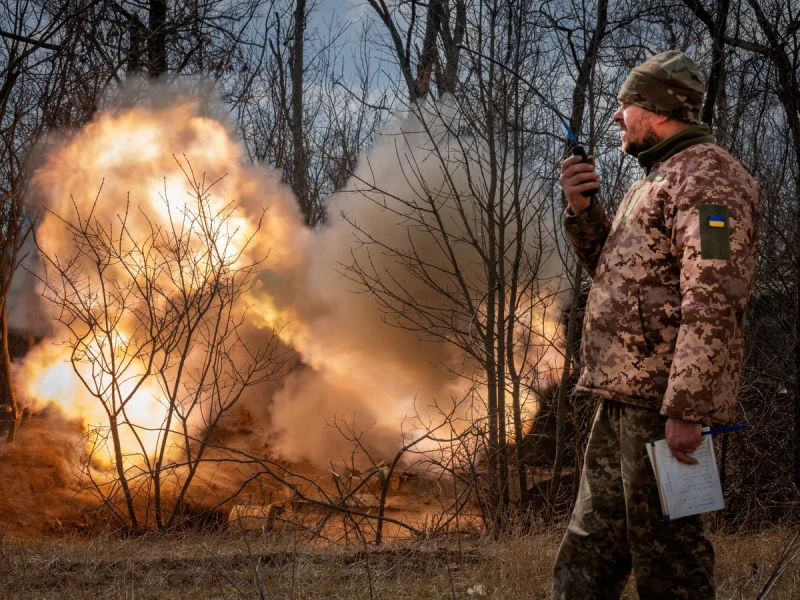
left=653, top=113, right=671, bottom=126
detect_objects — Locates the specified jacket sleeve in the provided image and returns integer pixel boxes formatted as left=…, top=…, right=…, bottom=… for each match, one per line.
left=562, top=197, right=612, bottom=279
left=660, top=166, right=758, bottom=425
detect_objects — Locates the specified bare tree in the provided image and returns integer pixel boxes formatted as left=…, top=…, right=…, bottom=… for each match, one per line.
left=335, top=0, right=597, bottom=529
left=365, top=0, right=465, bottom=101
left=36, top=162, right=285, bottom=530
left=289, top=0, right=310, bottom=222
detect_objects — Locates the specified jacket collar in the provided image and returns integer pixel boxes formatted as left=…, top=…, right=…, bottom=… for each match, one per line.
left=637, top=124, right=716, bottom=172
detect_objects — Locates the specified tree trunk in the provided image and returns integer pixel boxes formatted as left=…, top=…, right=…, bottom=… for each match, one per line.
left=484, top=3, right=505, bottom=530
left=794, top=171, right=800, bottom=488
left=149, top=0, right=168, bottom=77
left=0, top=51, right=19, bottom=124
left=497, top=208, right=510, bottom=514
left=436, top=0, right=466, bottom=96
left=127, top=14, right=146, bottom=74
left=109, top=411, right=139, bottom=530
left=290, top=0, right=310, bottom=224
left=1, top=306, right=18, bottom=443
left=701, top=0, right=730, bottom=128
left=413, top=0, right=445, bottom=99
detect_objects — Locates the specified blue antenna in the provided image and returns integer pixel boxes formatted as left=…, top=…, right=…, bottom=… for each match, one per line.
left=457, top=45, right=595, bottom=196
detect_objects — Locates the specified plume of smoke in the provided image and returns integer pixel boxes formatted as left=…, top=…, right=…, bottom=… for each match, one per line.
left=16, top=81, right=565, bottom=481
left=265, top=97, right=567, bottom=462
left=5, top=235, right=48, bottom=339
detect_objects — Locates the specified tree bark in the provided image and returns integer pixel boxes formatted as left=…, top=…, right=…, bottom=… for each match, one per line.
left=1, top=306, right=18, bottom=443
left=290, top=0, right=310, bottom=224
left=149, top=0, right=168, bottom=77
left=484, top=0, right=505, bottom=531
left=701, top=0, right=730, bottom=128
left=127, top=13, right=147, bottom=74
left=365, top=0, right=448, bottom=102
left=414, top=0, right=446, bottom=99
left=436, top=0, right=466, bottom=96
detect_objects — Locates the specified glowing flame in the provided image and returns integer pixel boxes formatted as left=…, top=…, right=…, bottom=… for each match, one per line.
left=19, top=88, right=566, bottom=476
left=15, top=340, right=167, bottom=466
left=23, top=99, right=307, bottom=470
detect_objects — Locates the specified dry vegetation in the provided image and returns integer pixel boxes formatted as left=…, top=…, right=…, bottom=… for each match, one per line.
left=2, top=2, right=800, bottom=599
left=0, top=528, right=798, bottom=599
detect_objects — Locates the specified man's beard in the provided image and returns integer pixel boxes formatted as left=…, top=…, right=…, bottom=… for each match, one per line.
left=622, top=120, right=660, bottom=157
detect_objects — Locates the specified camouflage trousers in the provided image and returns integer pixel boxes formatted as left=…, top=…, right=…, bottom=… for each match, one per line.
left=552, top=399, right=715, bottom=599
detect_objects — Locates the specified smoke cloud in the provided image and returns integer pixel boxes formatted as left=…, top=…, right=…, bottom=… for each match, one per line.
left=12, top=82, right=564, bottom=480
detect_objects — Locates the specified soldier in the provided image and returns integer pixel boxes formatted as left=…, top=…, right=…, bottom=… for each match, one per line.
left=552, top=51, right=759, bottom=599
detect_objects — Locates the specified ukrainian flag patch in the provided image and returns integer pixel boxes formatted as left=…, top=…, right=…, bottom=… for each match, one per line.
left=708, top=215, right=725, bottom=228
left=699, top=204, right=731, bottom=260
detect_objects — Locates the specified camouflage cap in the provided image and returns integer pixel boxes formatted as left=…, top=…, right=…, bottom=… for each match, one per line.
left=617, top=51, right=706, bottom=124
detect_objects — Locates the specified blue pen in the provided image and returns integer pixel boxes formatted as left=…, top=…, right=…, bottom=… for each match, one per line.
left=703, top=424, right=747, bottom=435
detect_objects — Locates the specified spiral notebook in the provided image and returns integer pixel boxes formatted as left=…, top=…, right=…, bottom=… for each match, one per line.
left=646, top=432, right=724, bottom=521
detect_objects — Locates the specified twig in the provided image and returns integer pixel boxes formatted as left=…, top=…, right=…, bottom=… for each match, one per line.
left=756, top=529, right=800, bottom=599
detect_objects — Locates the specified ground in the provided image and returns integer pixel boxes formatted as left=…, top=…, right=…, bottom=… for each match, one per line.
left=1, top=528, right=799, bottom=599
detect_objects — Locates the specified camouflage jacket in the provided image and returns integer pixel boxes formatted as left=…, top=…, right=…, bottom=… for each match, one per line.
left=564, top=126, right=759, bottom=425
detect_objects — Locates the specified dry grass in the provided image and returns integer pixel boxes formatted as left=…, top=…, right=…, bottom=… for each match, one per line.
left=0, top=527, right=798, bottom=599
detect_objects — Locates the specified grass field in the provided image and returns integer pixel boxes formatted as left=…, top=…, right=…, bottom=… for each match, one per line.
left=1, top=527, right=799, bottom=599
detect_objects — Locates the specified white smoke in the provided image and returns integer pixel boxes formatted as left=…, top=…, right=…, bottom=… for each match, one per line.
left=266, top=97, right=567, bottom=461
left=18, top=83, right=565, bottom=469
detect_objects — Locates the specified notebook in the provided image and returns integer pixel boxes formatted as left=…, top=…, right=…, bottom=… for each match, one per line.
left=646, top=431, right=724, bottom=521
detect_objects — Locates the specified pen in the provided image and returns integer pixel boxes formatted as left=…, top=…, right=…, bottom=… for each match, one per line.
left=702, top=424, right=747, bottom=435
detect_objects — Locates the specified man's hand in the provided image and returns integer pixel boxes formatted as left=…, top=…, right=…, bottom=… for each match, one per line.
left=665, top=418, right=704, bottom=465
left=559, top=154, right=600, bottom=214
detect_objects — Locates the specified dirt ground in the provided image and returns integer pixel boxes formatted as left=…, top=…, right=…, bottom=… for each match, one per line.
left=1, top=528, right=799, bottom=599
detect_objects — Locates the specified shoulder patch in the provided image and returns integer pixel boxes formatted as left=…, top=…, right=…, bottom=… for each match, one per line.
left=646, top=172, right=666, bottom=182
left=699, top=203, right=731, bottom=260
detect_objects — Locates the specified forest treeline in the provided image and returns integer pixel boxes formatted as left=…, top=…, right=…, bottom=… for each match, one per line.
left=1, top=0, right=799, bottom=531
